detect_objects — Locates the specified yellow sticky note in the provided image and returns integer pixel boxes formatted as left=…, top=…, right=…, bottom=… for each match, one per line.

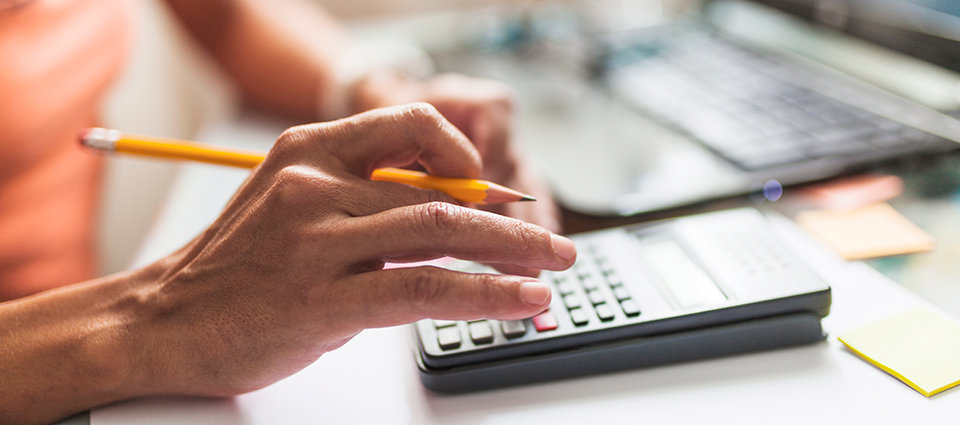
left=839, top=308, right=960, bottom=397
left=796, top=202, right=935, bottom=260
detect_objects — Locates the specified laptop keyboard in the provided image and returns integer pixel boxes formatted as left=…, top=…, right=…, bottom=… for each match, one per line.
left=606, top=28, right=953, bottom=170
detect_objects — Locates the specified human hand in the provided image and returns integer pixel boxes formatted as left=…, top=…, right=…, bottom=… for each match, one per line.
left=135, top=104, right=576, bottom=397
left=353, top=71, right=561, bottom=237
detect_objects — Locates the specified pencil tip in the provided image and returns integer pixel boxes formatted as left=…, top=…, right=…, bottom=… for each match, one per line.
left=520, top=195, right=537, bottom=202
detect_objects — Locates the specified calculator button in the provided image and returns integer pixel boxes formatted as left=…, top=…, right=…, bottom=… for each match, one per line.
left=621, top=299, right=641, bottom=317
left=532, top=311, right=559, bottom=332
left=563, top=294, right=583, bottom=309
left=613, top=286, right=632, bottom=301
left=596, top=258, right=614, bottom=274
left=581, top=276, right=601, bottom=291
left=437, top=327, right=462, bottom=350
left=587, top=290, right=606, bottom=305
left=595, top=304, right=616, bottom=322
left=606, top=274, right=623, bottom=287
left=468, top=321, right=494, bottom=345
left=569, top=308, right=590, bottom=326
left=557, top=281, right=577, bottom=295
left=433, top=320, right=457, bottom=328
left=500, top=320, right=527, bottom=339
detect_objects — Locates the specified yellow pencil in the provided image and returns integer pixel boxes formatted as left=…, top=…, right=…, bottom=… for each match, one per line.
left=78, top=128, right=536, bottom=204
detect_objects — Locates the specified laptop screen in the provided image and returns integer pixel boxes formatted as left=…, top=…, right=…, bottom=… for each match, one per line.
left=746, top=0, right=960, bottom=73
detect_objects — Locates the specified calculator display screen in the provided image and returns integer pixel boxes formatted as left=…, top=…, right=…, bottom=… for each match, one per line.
left=640, top=238, right=728, bottom=309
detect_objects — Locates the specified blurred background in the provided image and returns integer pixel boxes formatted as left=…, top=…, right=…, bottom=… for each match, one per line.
left=96, top=0, right=702, bottom=275
left=98, top=0, right=960, bottom=327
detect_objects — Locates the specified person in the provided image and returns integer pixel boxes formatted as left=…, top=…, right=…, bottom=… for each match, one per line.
left=0, top=0, right=576, bottom=423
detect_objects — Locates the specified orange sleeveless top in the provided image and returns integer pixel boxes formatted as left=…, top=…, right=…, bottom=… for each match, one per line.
left=0, top=0, right=134, bottom=301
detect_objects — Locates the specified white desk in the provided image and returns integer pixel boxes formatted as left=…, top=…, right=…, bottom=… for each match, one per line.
left=91, top=124, right=959, bottom=425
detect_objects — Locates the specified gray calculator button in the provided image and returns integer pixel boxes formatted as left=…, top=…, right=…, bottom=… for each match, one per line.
left=621, top=299, right=641, bottom=317
left=468, top=321, right=494, bottom=345
left=433, top=319, right=457, bottom=328
left=557, top=281, right=577, bottom=295
left=500, top=320, right=527, bottom=339
left=588, top=290, right=606, bottom=305
left=613, top=286, right=631, bottom=301
left=596, top=303, right=615, bottom=322
left=581, top=276, right=600, bottom=291
left=563, top=294, right=583, bottom=309
left=569, top=308, right=589, bottom=326
left=437, top=327, right=462, bottom=350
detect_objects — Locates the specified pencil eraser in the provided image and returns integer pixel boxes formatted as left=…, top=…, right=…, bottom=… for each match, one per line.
left=77, top=128, right=93, bottom=146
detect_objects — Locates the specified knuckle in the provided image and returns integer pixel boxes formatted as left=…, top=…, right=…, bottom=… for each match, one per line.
left=399, top=102, right=444, bottom=129
left=416, top=201, right=462, bottom=242
left=405, top=267, right=447, bottom=308
left=513, top=220, right=548, bottom=257
left=268, top=124, right=332, bottom=166
left=267, top=165, right=341, bottom=207
left=272, top=125, right=310, bottom=156
left=474, top=273, right=503, bottom=311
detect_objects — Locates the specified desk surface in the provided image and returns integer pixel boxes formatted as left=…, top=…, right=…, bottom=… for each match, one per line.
left=84, top=121, right=960, bottom=424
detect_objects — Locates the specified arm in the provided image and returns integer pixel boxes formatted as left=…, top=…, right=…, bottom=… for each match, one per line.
left=0, top=105, right=576, bottom=425
left=161, top=0, right=348, bottom=120
left=162, top=0, right=561, bottom=233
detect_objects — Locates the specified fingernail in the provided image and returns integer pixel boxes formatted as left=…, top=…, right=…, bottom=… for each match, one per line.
left=551, top=234, right=577, bottom=261
left=520, top=280, right=551, bottom=307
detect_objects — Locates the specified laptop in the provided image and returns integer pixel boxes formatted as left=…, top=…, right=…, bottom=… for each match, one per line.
left=433, top=0, right=960, bottom=215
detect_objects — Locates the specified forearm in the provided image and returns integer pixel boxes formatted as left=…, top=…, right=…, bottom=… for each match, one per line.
left=162, top=0, right=349, bottom=120
left=0, top=264, right=168, bottom=425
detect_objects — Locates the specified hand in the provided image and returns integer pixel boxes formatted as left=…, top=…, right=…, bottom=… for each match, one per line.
left=353, top=71, right=561, bottom=235
left=136, top=104, right=576, bottom=397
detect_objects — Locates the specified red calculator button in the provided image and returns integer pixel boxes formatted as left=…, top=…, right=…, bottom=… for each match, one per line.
left=532, top=311, right=558, bottom=332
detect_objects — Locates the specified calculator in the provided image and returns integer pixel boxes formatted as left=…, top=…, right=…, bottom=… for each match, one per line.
left=411, top=208, right=832, bottom=392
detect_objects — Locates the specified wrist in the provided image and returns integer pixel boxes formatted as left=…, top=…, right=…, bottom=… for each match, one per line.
left=318, top=39, right=434, bottom=120
left=0, top=262, right=168, bottom=423
left=351, top=70, right=421, bottom=113
left=105, top=262, right=182, bottom=397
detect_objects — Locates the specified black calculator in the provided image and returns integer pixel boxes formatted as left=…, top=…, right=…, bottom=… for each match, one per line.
left=412, top=208, right=831, bottom=392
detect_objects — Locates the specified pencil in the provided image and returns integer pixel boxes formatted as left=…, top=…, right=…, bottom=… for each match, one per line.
left=78, top=128, right=536, bottom=204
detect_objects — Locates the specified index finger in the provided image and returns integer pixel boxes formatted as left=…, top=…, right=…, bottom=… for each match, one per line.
left=338, top=202, right=576, bottom=271
left=272, top=103, right=483, bottom=180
